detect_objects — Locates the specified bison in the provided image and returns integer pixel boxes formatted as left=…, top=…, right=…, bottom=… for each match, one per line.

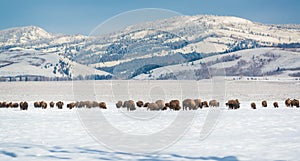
left=168, top=100, right=181, bottom=111
left=136, top=101, right=144, bottom=107
left=226, top=99, right=240, bottom=109
left=67, top=102, right=75, bottom=109
left=143, top=102, right=150, bottom=108
left=34, top=101, right=41, bottom=108
left=50, top=101, right=55, bottom=108
left=251, top=102, right=256, bottom=109
left=40, top=101, right=47, bottom=109
left=209, top=100, right=219, bottom=107
left=123, top=100, right=136, bottom=111
left=194, top=99, right=202, bottom=109
left=155, top=100, right=165, bottom=110
left=147, top=102, right=160, bottom=111
left=99, top=102, right=107, bottom=109
left=201, top=101, right=209, bottom=108
left=291, top=99, right=299, bottom=108
left=12, top=102, right=19, bottom=108
left=56, top=101, right=64, bottom=109
left=273, top=102, right=279, bottom=108
left=116, top=101, right=122, bottom=108
left=262, top=100, right=267, bottom=107
left=20, top=101, right=28, bottom=110
left=182, top=99, right=196, bottom=110
left=285, top=98, right=292, bottom=107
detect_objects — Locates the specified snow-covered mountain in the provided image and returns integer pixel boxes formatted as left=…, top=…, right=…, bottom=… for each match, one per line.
left=0, top=15, right=300, bottom=80
left=133, top=48, right=300, bottom=80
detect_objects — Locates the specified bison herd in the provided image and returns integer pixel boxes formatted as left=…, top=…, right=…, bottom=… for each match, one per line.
left=0, top=98, right=299, bottom=111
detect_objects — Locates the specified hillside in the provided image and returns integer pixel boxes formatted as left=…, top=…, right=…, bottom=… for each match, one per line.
left=133, top=48, right=300, bottom=80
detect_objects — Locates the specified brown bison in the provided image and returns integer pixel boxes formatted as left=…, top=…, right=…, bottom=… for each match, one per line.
left=12, top=102, right=19, bottom=108
left=67, top=102, right=75, bottom=109
left=20, top=101, right=28, bottom=110
left=40, top=101, right=47, bottom=109
left=226, top=99, right=240, bottom=109
left=209, top=100, right=219, bottom=107
left=168, top=100, right=181, bottom=111
left=50, top=101, right=55, bottom=108
left=194, top=99, right=202, bottom=108
left=99, top=102, right=107, bottom=109
left=7, top=102, right=13, bottom=108
left=155, top=100, right=165, bottom=110
left=251, top=102, right=256, bottom=109
left=34, top=101, right=41, bottom=108
left=273, top=102, right=279, bottom=108
left=162, top=103, right=168, bottom=110
left=201, top=101, right=209, bottom=108
left=56, top=101, right=64, bottom=109
left=262, top=100, right=267, bottom=107
left=136, top=101, right=144, bottom=107
left=123, top=100, right=136, bottom=111
left=147, top=102, right=160, bottom=111
left=182, top=99, right=196, bottom=110
left=291, top=99, right=299, bottom=108
left=285, top=98, right=292, bottom=107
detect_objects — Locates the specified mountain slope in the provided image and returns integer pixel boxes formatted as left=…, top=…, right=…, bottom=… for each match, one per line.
left=133, top=48, right=300, bottom=80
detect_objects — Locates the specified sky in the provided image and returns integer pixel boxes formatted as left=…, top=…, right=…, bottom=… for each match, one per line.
left=0, top=0, right=299, bottom=35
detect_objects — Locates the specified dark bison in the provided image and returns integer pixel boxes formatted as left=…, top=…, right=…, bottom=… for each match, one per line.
left=34, top=101, right=41, bottom=108
left=50, top=101, right=55, bottom=108
left=209, top=100, right=219, bottom=107
left=136, top=101, right=144, bottom=107
left=262, top=100, right=267, bottom=107
left=12, top=102, right=19, bottom=108
left=40, top=101, right=47, bottom=109
left=143, top=102, right=150, bottom=108
left=226, top=99, right=240, bottom=109
left=56, top=101, right=64, bottom=109
left=201, top=101, right=209, bottom=108
left=285, top=98, right=292, bottom=107
left=99, top=102, right=107, bottom=109
left=20, top=101, right=28, bottom=110
left=273, top=102, right=279, bottom=108
left=250, top=102, right=256, bottom=109
left=168, top=100, right=181, bottom=111
left=67, top=102, right=75, bottom=109
left=291, top=99, right=299, bottom=108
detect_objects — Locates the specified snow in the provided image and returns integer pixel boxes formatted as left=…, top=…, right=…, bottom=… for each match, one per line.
left=0, top=80, right=299, bottom=160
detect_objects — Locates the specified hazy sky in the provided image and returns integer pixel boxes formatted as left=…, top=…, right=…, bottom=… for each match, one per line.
left=0, top=0, right=299, bottom=35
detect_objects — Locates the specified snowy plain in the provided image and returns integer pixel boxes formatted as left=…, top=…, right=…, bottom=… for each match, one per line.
left=0, top=79, right=300, bottom=161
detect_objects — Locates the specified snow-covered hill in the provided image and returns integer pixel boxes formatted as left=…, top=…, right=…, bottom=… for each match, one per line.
left=133, top=48, right=300, bottom=80
left=0, top=48, right=111, bottom=81
left=0, top=15, right=300, bottom=80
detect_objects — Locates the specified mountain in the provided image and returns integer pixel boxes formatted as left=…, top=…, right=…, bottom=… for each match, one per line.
left=0, top=15, right=300, bottom=81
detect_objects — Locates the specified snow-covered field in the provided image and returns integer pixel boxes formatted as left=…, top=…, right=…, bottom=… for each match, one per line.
left=0, top=80, right=300, bottom=160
